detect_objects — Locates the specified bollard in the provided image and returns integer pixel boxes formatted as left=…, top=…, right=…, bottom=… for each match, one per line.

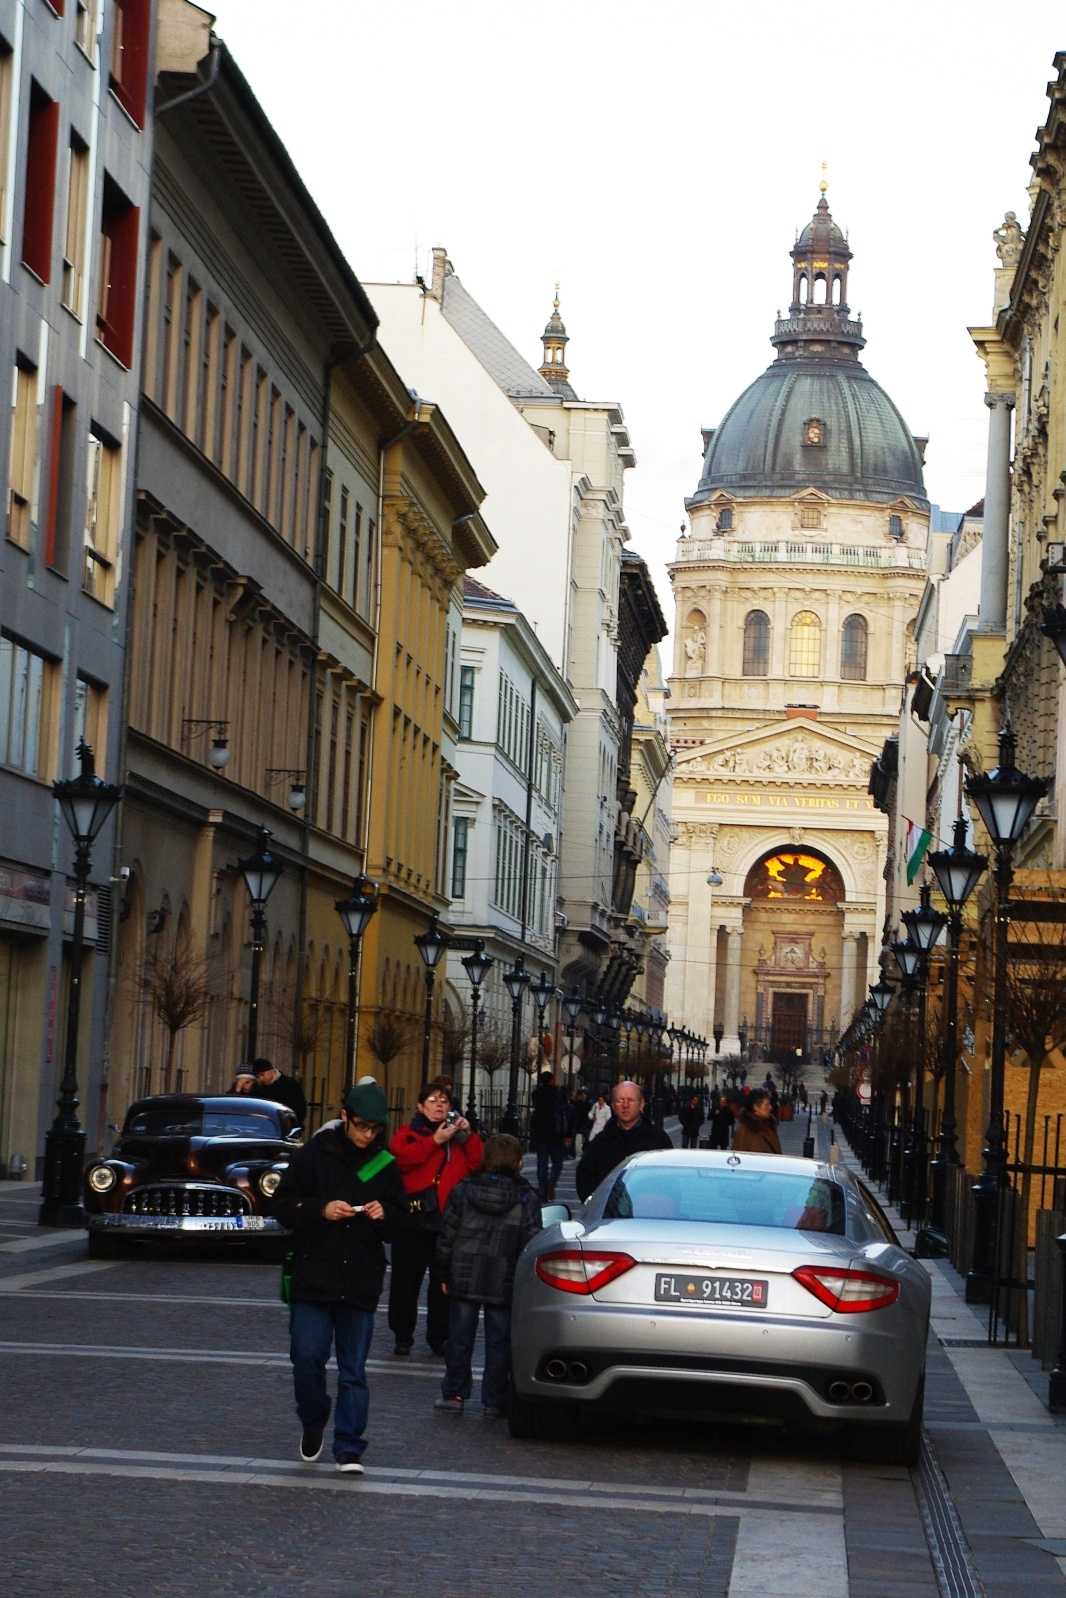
left=1049, top=1233, right=1066, bottom=1411
left=802, top=1105, right=815, bottom=1160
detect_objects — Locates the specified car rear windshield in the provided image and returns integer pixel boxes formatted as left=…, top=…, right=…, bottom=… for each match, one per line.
left=602, top=1165, right=846, bottom=1234
left=124, top=1109, right=279, bottom=1139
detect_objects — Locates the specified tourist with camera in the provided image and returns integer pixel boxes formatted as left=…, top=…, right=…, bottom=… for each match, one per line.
left=388, top=1081, right=484, bottom=1356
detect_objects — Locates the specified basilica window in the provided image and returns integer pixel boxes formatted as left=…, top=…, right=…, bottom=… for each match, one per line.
left=789, top=611, right=821, bottom=677
left=716, top=506, right=733, bottom=532
left=798, top=505, right=822, bottom=529
left=840, top=614, right=868, bottom=681
left=803, top=418, right=825, bottom=447
left=742, top=610, right=770, bottom=676
left=889, top=513, right=903, bottom=538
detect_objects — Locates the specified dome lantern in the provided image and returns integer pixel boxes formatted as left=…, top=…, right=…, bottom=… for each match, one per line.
left=538, top=286, right=575, bottom=395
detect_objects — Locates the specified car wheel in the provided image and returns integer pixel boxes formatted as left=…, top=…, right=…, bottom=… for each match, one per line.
left=848, top=1373, right=923, bottom=1467
left=86, top=1232, right=123, bottom=1260
left=507, top=1390, right=580, bottom=1442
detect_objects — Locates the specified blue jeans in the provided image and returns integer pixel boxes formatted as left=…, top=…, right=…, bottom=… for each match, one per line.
left=289, top=1301, right=375, bottom=1460
left=536, top=1143, right=566, bottom=1196
left=442, top=1298, right=511, bottom=1410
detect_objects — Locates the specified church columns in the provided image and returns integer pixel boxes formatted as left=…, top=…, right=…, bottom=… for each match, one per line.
left=722, top=922, right=744, bottom=1053
left=771, top=589, right=787, bottom=678
left=839, top=930, right=859, bottom=1029
left=706, top=584, right=725, bottom=683
left=979, top=391, right=1015, bottom=631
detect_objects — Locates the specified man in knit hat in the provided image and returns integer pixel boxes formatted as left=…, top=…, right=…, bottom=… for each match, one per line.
left=272, top=1082, right=410, bottom=1473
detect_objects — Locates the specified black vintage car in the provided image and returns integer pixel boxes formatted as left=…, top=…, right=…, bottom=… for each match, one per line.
left=83, top=1094, right=299, bottom=1255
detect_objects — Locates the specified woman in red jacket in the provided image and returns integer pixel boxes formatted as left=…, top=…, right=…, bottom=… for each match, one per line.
left=388, top=1082, right=484, bottom=1356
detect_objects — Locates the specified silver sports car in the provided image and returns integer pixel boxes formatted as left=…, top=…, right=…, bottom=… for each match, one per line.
left=510, top=1149, right=930, bottom=1464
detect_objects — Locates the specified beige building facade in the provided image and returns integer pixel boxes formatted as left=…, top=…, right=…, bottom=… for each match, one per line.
left=666, top=192, right=927, bottom=1067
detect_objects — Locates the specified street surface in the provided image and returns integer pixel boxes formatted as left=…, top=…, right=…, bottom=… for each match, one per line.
left=2, top=1116, right=1066, bottom=1596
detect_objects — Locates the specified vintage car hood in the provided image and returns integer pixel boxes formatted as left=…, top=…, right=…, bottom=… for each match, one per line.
left=115, top=1134, right=286, bottom=1181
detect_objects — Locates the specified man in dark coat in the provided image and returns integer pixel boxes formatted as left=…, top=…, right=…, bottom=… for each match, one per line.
left=253, top=1057, right=308, bottom=1127
left=708, top=1094, right=736, bottom=1149
left=271, top=1081, right=409, bottom=1473
left=679, top=1093, right=705, bottom=1149
left=530, top=1070, right=569, bottom=1199
left=575, top=1080, right=673, bottom=1201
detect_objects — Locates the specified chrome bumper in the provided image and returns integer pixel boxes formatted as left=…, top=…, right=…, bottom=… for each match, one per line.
left=86, top=1213, right=287, bottom=1236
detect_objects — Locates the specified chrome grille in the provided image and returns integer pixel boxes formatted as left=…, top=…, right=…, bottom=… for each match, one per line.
left=122, top=1184, right=251, bottom=1218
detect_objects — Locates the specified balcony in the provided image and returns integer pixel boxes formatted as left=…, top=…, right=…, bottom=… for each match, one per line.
left=674, top=538, right=925, bottom=573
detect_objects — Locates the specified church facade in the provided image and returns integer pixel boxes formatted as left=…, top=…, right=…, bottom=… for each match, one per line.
left=665, top=191, right=927, bottom=1065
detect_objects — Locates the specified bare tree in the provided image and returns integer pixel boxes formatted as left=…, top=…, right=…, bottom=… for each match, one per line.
left=366, top=1009, right=415, bottom=1099
left=142, top=942, right=212, bottom=1094
left=474, top=1020, right=509, bottom=1085
left=440, top=998, right=470, bottom=1080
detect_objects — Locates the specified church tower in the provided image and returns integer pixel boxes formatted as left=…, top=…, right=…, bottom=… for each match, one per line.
left=665, top=189, right=927, bottom=1067
left=538, top=288, right=577, bottom=399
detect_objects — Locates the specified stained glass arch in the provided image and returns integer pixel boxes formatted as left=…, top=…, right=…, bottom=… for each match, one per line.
left=744, top=849, right=844, bottom=903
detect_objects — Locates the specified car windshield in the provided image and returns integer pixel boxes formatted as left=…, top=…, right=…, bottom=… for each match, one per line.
left=124, top=1108, right=279, bottom=1139
left=602, top=1165, right=846, bottom=1234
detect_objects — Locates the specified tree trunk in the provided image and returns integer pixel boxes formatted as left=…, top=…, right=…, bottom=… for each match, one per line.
left=162, top=1029, right=177, bottom=1096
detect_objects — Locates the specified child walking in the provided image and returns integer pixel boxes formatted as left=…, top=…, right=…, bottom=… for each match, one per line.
left=433, top=1134, right=540, bottom=1418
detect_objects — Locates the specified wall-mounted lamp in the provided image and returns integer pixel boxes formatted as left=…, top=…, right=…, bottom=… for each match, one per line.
left=183, top=718, right=230, bottom=769
left=266, top=768, right=307, bottom=812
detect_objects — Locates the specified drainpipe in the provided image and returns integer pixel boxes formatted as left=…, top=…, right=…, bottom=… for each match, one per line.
left=519, top=678, right=538, bottom=945
left=155, top=41, right=222, bottom=117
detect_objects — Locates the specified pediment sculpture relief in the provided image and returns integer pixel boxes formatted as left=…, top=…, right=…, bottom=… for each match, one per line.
left=693, top=734, right=870, bottom=781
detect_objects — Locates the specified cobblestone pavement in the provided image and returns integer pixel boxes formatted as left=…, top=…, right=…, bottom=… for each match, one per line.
left=0, top=1115, right=1061, bottom=1595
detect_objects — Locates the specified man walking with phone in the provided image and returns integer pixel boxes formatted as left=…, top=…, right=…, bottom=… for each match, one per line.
left=271, top=1082, right=409, bottom=1472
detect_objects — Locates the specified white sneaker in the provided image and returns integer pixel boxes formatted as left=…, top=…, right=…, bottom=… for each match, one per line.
left=335, top=1455, right=365, bottom=1474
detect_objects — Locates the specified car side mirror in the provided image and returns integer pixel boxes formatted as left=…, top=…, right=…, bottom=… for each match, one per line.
left=286, top=1128, right=303, bottom=1143
left=540, top=1202, right=571, bottom=1227
left=913, top=1227, right=950, bottom=1260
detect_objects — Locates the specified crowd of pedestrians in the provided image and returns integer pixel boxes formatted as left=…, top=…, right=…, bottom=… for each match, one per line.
left=269, top=1062, right=818, bottom=1470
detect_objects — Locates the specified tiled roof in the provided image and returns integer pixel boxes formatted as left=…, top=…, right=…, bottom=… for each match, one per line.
left=441, top=275, right=553, bottom=399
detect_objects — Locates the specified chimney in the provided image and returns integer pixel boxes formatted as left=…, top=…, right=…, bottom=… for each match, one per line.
left=430, top=246, right=453, bottom=302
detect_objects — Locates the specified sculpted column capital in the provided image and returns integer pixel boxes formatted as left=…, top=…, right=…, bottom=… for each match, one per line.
left=984, top=391, right=1016, bottom=411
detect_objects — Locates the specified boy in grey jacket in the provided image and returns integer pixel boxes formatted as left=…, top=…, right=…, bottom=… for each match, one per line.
left=433, top=1134, right=540, bottom=1417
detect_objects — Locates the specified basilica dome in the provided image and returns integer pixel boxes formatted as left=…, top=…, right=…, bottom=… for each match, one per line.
left=689, top=194, right=928, bottom=511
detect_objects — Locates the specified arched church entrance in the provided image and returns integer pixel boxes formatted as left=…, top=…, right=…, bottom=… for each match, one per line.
left=739, top=847, right=847, bottom=1069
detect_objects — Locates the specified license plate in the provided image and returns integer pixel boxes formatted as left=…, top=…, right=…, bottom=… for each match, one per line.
left=655, top=1273, right=769, bottom=1308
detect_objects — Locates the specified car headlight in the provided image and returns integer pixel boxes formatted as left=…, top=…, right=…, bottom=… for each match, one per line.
left=88, top=1165, right=117, bottom=1193
left=259, top=1169, right=282, bottom=1198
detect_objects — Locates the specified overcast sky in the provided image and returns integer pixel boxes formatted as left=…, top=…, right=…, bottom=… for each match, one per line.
left=210, top=1, right=1062, bottom=640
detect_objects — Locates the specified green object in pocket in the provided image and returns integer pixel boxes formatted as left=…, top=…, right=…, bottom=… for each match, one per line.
left=356, top=1148, right=395, bottom=1183
left=280, top=1250, right=294, bottom=1307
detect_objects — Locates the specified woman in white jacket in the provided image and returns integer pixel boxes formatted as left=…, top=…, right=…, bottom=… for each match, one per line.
left=587, top=1094, right=611, bottom=1142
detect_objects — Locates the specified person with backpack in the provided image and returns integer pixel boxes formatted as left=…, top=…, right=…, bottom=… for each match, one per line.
left=270, top=1081, right=409, bottom=1473
left=530, top=1070, right=570, bottom=1199
left=432, top=1134, right=541, bottom=1417
left=388, top=1082, right=484, bottom=1357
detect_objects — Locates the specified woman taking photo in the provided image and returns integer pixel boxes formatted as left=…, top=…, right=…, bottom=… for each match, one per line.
left=388, top=1082, right=484, bottom=1356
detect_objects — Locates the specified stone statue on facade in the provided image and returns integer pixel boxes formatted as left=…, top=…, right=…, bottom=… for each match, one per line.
left=993, top=211, right=1023, bottom=269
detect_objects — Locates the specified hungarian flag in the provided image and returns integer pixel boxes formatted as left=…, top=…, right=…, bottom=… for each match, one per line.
left=905, top=819, right=932, bottom=885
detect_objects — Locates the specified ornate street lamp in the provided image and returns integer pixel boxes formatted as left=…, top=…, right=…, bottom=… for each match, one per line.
left=335, top=875, right=380, bottom=1091
left=562, top=987, right=584, bottom=1090
left=529, top=971, right=557, bottom=1067
left=460, top=940, right=494, bottom=1122
left=928, top=816, right=987, bottom=1232
left=236, top=827, right=283, bottom=1063
left=39, top=742, right=123, bottom=1227
left=501, top=956, right=531, bottom=1136
left=901, top=883, right=948, bottom=1230
left=964, top=728, right=1048, bottom=1302
left=414, top=914, right=449, bottom=1081
left=869, top=978, right=894, bottom=1018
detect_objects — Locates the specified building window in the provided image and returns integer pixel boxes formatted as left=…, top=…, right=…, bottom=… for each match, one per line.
left=0, top=40, right=11, bottom=242
left=22, top=82, right=60, bottom=282
left=458, top=665, right=475, bottom=739
left=351, top=502, right=362, bottom=611
left=715, top=506, right=733, bottom=532
left=45, top=387, right=78, bottom=571
left=7, top=360, right=37, bottom=548
left=789, top=611, right=821, bottom=678
left=96, top=174, right=140, bottom=369
left=71, top=676, right=108, bottom=776
left=109, top=0, right=151, bottom=128
left=0, top=635, right=52, bottom=777
left=451, top=817, right=469, bottom=899
left=742, top=610, right=770, bottom=677
left=61, top=132, right=90, bottom=316
left=798, top=504, right=821, bottom=529
left=335, top=482, right=347, bottom=597
left=888, top=513, right=903, bottom=539
left=840, top=614, right=868, bottom=681
left=75, top=0, right=98, bottom=58
left=804, top=418, right=825, bottom=447
left=83, top=425, right=121, bottom=605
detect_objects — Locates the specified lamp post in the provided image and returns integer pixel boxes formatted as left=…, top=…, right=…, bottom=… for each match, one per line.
left=529, top=971, right=557, bottom=1070
left=414, top=914, right=449, bottom=1082
left=335, top=875, right=380, bottom=1091
left=901, top=882, right=948, bottom=1234
left=928, top=815, right=987, bottom=1235
left=39, top=741, right=123, bottom=1226
left=562, top=987, right=584, bottom=1090
left=236, top=827, right=284, bottom=1064
left=964, top=728, right=1048, bottom=1302
left=460, top=940, right=493, bottom=1122
left=892, top=935, right=922, bottom=1221
left=502, top=956, right=531, bottom=1136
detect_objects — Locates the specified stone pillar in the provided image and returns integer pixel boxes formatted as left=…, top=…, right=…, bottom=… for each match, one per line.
left=978, top=391, right=1015, bottom=631
left=722, top=924, right=744, bottom=1052
left=706, top=584, right=725, bottom=683
left=839, top=931, right=859, bottom=1029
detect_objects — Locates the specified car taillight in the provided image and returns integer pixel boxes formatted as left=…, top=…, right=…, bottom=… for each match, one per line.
left=535, top=1250, right=636, bottom=1295
left=793, top=1264, right=900, bottom=1314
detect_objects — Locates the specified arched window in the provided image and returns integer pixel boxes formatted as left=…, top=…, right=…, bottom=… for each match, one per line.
left=742, top=610, right=770, bottom=676
left=904, top=619, right=917, bottom=672
left=745, top=848, right=844, bottom=903
left=798, top=273, right=808, bottom=303
left=840, top=614, right=868, bottom=681
left=832, top=275, right=842, bottom=304
left=813, top=276, right=827, bottom=305
left=789, top=611, right=821, bottom=677
left=716, top=506, right=733, bottom=531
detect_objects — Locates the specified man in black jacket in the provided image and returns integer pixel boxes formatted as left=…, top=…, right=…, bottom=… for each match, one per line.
left=530, top=1070, right=569, bottom=1199
left=679, top=1093, right=705, bottom=1149
left=575, top=1080, right=673, bottom=1201
left=252, top=1057, right=308, bottom=1127
left=271, top=1081, right=409, bottom=1473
